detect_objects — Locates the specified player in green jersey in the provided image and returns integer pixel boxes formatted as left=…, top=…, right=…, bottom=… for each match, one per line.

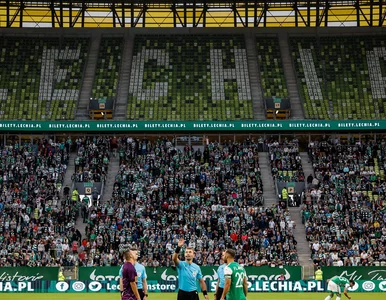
left=325, top=276, right=355, bottom=300
left=220, top=249, right=248, bottom=300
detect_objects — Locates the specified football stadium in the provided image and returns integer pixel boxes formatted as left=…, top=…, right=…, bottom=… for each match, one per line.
left=0, top=0, right=386, bottom=299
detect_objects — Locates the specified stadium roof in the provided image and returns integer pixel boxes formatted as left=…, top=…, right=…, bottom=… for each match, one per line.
left=0, top=0, right=384, bottom=28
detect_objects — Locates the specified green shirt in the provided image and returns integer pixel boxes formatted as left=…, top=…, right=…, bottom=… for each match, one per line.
left=224, top=262, right=247, bottom=300
left=331, top=276, right=350, bottom=287
left=83, top=196, right=89, bottom=205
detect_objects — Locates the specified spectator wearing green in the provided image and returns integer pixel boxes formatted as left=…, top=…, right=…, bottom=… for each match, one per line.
left=103, top=156, right=109, bottom=172
left=82, top=194, right=90, bottom=206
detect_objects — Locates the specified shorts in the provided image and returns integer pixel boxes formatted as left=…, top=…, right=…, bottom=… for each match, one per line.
left=121, top=291, right=137, bottom=300
left=216, top=287, right=224, bottom=300
left=327, top=281, right=341, bottom=294
left=121, top=296, right=137, bottom=300
left=177, top=290, right=199, bottom=300
left=138, top=289, right=145, bottom=300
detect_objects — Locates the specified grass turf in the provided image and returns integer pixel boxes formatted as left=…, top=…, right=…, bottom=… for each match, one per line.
left=1, top=293, right=385, bottom=300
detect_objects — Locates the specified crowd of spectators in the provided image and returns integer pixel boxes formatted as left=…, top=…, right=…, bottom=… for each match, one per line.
left=0, top=136, right=303, bottom=268
left=0, top=138, right=84, bottom=267
left=302, top=138, right=386, bottom=266
left=3, top=135, right=386, bottom=269
left=72, top=137, right=110, bottom=183
left=83, top=137, right=299, bottom=267
left=268, top=138, right=304, bottom=182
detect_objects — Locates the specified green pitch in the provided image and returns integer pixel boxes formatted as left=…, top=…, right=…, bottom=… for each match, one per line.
left=1, top=293, right=385, bottom=300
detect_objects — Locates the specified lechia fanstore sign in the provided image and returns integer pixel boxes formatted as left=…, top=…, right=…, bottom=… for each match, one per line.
left=0, top=120, right=384, bottom=132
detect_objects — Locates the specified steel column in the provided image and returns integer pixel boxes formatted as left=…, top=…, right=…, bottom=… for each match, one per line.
left=263, top=1, right=267, bottom=27
left=69, top=0, right=73, bottom=27
left=81, top=2, right=86, bottom=27
left=245, top=0, right=248, bottom=27
left=112, top=1, right=116, bottom=27
left=192, top=0, right=196, bottom=27
left=51, top=0, right=55, bottom=27
left=142, top=4, right=146, bottom=27
left=121, top=3, right=125, bottom=27
left=19, top=0, right=24, bottom=27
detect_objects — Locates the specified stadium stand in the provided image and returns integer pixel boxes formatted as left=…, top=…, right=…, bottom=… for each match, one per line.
left=127, top=35, right=254, bottom=120
left=0, top=139, right=79, bottom=267
left=91, top=37, right=123, bottom=100
left=0, top=37, right=89, bottom=120
left=302, top=139, right=386, bottom=266
left=290, top=35, right=386, bottom=120
left=256, top=37, right=288, bottom=100
left=268, top=139, right=304, bottom=183
left=72, top=137, right=110, bottom=183
left=81, top=137, right=299, bottom=267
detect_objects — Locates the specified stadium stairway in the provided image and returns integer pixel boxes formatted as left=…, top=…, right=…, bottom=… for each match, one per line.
left=76, top=33, right=101, bottom=119
left=259, top=151, right=313, bottom=271
left=300, top=152, right=314, bottom=188
left=62, top=152, right=85, bottom=242
left=246, top=34, right=265, bottom=120
left=114, top=32, right=134, bottom=120
left=292, top=151, right=314, bottom=272
left=277, top=33, right=304, bottom=119
left=101, top=154, right=121, bottom=203
left=288, top=207, right=313, bottom=269
left=62, top=152, right=77, bottom=196
left=258, top=152, right=277, bottom=207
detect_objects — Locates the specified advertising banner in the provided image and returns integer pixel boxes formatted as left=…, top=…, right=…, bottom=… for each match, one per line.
left=322, top=267, right=386, bottom=281
left=78, top=266, right=302, bottom=282
left=1, top=280, right=386, bottom=293
left=0, top=267, right=59, bottom=282
left=0, top=120, right=384, bottom=132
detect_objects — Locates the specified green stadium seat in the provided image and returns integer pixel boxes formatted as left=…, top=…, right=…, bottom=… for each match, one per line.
left=0, top=37, right=89, bottom=120
left=256, top=37, right=288, bottom=99
left=92, top=37, right=123, bottom=100
left=290, top=36, right=386, bottom=120
left=127, top=35, right=253, bottom=121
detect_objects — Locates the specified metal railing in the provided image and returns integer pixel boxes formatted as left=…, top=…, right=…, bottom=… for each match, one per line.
left=302, top=265, right=316, bottom=280
left=63, top=266, right=78, bottom=280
